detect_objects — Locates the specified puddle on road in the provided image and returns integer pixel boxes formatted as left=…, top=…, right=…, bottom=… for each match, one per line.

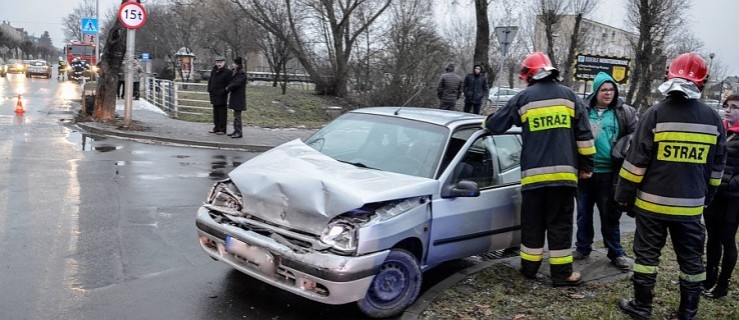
left=65, top=130, right=122, bottom=152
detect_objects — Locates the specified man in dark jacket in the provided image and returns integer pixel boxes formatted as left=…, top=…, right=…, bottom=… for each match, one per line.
left=484, top=52, right=595, bottom=287
left=226, top=56, right=247, bottom=139
left=616, top=53, right=727, bottom=320
left=574, top=71, right=637, bottom=271
left=462, top=63, right=489, bottom=114
left=207, top=55, right=232, bottom=135
left=437, top=63, right=462, bottom=110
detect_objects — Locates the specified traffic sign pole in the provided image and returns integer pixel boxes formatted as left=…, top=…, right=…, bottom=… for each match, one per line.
left=118, top=0, right=147, bottom=128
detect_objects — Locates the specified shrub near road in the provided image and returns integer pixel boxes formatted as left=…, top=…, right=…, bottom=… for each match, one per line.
left=176, top=83, right=356, bottom=128
left=419, top=233, right=739, bottom=320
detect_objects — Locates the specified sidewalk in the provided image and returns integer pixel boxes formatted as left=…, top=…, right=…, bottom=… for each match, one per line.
left=74, top=99, right=318, bottom=152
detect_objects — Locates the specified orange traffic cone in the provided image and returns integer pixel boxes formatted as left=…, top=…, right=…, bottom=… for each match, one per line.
left=15, top=94, right=24, bottom=114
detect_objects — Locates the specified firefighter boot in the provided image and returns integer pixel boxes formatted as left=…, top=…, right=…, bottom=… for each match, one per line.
left=618, top=282, right=653, bottom=320
left=677, top=280, right=701, bottom=320
left=520, top=260, right=542, bottom=280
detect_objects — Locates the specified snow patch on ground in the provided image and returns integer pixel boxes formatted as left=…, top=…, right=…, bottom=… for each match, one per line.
left=115, top=98, right=167, bottom=115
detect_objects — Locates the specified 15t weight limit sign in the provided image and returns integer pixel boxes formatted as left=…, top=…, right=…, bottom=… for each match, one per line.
left=118, top=1, right=147, bottom=29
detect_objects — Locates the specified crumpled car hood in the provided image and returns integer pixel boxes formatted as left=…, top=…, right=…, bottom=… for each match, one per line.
left=228, top=139, right=439, bottom=234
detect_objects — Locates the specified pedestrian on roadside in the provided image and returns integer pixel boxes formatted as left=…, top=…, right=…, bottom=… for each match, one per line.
left=117, top=70, right=124, bottom=99
left=437, top=63, right=463, bottom=111
left=207, top=55, right=232, bottom=135
left=226, top=56, right=247, bottom=139
left=573, top=71, right=638, bottom=272
left=484, top=52, right=595, bottom=287
left=132, top=58, right=143, bottom=100
left=702, top=94, right=739, bottom=299
left=462, top=63, right=489, bottom=114
left=616, top=53, right=727, bottom=320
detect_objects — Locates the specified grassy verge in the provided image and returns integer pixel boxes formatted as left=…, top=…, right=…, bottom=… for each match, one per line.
left=420, top=233, right=739, bottom=320
left=173, top=82, right=352, bottom=129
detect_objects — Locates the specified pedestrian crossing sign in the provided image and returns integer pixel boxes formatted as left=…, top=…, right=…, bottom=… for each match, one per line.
left=81, top=18, right=98, bottom=34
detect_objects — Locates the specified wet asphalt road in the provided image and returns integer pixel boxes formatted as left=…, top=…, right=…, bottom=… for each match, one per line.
left=0, top=71, right=479, bottom=320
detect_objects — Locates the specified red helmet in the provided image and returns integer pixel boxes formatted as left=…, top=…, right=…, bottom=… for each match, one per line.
left=519, top=52, right=558, bottom=83
left=666, top=53, right=708, bottom=87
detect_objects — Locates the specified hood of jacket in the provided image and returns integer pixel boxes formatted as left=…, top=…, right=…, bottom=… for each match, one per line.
left=586, top=71, right=620, bottom=108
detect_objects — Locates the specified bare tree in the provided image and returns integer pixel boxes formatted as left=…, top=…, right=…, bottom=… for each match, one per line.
left=535, top=0, right=567, bottom=68
left=259, top=30, right=292, bottom=93
left=234, top=0, right=393, bottom=97
left=561, top=0, right=599, bottom=86
left=472, top=0, right=493, bottom=84
left=62, top=0, right=97, bottom=42
left=92, top=0, right=130, bottom=122
left=625, top=0, right=690, bottom=109
left=440, top=19, right=476, bottom=77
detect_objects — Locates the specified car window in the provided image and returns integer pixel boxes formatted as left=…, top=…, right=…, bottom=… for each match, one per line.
left=439, top=127, right=478, bottom=175
left=30, top=61, right=45, bottom=66
left=492, top=135, right=522, bottom=172
left=451, top=136, right=495, bottom=188
left=305, top=113, right=447, bottom=178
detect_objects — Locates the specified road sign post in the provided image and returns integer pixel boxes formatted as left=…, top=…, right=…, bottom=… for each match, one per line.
left=118, top=0, right=147, bottom=127
left=493, top=26, right=518, bottom=107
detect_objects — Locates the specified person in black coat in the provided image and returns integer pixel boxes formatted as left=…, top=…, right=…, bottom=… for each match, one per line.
left=462, top=63, right=489, bottom=114
left=703, top=94, right=739, bottom=299
left=225, top=56, right=247, bottom=138
left=207, top=55, right=232, bottom=135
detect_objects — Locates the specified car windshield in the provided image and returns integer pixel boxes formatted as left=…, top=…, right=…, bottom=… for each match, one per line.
left=305, top=113, right=448, bottom=178
left=69, top=45, right=94, bottom=55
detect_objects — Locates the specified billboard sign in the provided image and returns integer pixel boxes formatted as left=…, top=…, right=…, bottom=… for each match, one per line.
left=574, top=53, right=631, bottom=84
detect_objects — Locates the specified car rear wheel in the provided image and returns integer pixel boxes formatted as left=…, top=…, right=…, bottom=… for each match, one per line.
left=357, top=249, right=422, bottom=319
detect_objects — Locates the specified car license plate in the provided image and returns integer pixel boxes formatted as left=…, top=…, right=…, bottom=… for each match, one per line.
left=225, top=235, right=276, bottom=275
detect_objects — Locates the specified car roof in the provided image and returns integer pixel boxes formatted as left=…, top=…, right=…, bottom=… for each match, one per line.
left=348, top=107, right=521, bottom=133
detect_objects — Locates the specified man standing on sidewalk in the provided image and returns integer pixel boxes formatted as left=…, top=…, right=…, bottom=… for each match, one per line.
left=207, top=55, right=232, bottom=135
left=573, top=71, right=638, bottom=271
left=226, top=56, right=247, bottom=139
left=484, top=52, right=595, bottom=287
left=616, top=53, right=727, bottom=320
left=437, top=63, right=462, bottom=111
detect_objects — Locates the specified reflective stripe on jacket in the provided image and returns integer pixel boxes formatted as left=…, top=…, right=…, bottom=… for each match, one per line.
left=484, top=79, right=594, bottom=191
left=615, top=96, right=727, bottom=220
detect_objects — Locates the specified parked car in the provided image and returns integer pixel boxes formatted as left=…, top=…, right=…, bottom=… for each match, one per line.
left=0, top=58, right=6, bottom=77
left=485, top=87, right=520, bottom=114
left=703, top=99, right=724, bottom=118
left=7, top=59, right=25, bottom=74
left=25, top=60, right=52, bottom=78
left=195, top=107, right=523, bottom=318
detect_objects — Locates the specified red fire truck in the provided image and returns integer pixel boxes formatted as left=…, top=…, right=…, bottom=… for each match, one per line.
left=63, top=41, right=97, bottom=81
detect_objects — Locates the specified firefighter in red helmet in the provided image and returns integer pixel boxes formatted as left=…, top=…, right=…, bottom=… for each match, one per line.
left=616, top=52, right=727, bottom=320
left=483, top=52, right=595, bottom=287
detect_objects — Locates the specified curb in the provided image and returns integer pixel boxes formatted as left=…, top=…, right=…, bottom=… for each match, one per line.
left=76, top=122, right=273, bottom=152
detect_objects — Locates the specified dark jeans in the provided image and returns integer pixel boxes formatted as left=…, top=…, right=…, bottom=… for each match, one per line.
left=520, top=186, right=576, bottom=281
left=463, top=101, right=481, bottom=114
left=575, top=172, right=625, bottom=260
left=704, top=195, right=739, bottom=284
left=232, top=110, right=242, bottom=135
left=439, top=100, right=456, bottom=110
left=212, top=105, right=227, bottom=133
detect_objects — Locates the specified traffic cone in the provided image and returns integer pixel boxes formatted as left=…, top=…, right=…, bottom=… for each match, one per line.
left=15, top=95, right=24, bottom=114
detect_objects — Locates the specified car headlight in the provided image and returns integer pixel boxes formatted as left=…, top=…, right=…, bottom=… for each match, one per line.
left=205, top=181, right=243, bottom=216
left=66, top=66, right=72, bottom=71
left=320, top=221, right=357, bottom=254
left=92, top=66, right=98, bottom=73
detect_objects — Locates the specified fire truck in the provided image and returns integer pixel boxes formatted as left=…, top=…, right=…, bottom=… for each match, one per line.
left=63, top=41, right=97, bottom=81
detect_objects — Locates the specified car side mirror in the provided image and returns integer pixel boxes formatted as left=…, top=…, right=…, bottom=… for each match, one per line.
left=441, top=180, right=480, bottom=198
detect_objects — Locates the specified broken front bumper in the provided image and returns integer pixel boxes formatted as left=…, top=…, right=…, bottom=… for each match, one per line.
left=195, top=207, right=389, bottom=305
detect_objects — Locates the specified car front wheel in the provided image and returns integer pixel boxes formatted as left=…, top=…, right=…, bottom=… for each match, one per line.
left=357, top=249, right=422, bottom=319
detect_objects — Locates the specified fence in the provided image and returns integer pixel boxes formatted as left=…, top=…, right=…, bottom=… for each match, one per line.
left=143, top=77, right=210, bottom=118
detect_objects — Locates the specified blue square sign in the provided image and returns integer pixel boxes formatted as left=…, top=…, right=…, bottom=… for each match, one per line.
left=81, top=18, right=98, bottom=34
left=142, top=53, right=150, bottom=61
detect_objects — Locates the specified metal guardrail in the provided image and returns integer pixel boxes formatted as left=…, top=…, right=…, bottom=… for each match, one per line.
left=143, top=77, right=210, bottom=118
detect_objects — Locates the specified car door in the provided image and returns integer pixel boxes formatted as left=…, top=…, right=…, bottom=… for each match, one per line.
left=425, top=129, right=522, bottom=266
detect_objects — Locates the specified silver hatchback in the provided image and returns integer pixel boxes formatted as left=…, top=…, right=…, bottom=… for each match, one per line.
left=195, top=107, right=522, bottom=318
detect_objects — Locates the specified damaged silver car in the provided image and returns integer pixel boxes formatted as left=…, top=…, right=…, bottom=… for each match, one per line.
left=196, top=107, right=522, bottom=318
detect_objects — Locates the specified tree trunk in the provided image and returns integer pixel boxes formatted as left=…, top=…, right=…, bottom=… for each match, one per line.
left=93, top=19, right=127, bottom=122
left=562, top=13, right=583, bottom=87
left=544, top=14, right=557, bottom=69
left=474, top=0, right=492, bottom=85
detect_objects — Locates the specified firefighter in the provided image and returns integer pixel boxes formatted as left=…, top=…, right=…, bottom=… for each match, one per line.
left=57, top=57, right=67, bottom=81
left=616, top=53, right=727, bottom=320
left=484, top=52, right=595, bottom=287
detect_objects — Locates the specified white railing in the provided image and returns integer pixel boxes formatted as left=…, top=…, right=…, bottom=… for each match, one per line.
left=142, top=77, right=210, bottom=118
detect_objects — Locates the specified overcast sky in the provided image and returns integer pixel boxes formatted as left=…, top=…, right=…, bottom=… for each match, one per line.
left=1, top=0, right=737, bottom=74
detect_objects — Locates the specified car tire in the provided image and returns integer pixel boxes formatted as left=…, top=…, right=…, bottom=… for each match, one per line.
left=356, top=249, right=422, bottom=319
